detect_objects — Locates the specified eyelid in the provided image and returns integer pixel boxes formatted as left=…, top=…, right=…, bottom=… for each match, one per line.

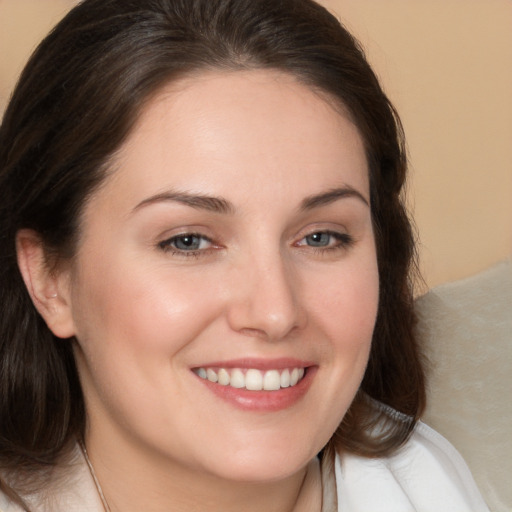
left=293, top=222, right=348, bottom=242
left=155, top=224, right=355, bottom=258
left=293, top=228, right=355, bottom=252
left=296, top=230, right=350, bottom=242
left=158, top=232, right=216, bottom=254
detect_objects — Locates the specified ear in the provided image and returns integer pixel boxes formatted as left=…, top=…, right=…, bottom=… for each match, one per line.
left=16, top=229, right=76, bottom=339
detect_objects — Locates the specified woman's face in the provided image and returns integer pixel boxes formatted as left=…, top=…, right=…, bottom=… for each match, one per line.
left=65, top=70, right=379, bottom=482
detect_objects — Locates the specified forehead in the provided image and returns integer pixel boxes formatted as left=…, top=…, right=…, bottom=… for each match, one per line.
left=97, top=69, right=369, bottom=213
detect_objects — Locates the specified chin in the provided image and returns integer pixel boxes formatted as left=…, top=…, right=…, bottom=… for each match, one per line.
left=195, top=436, right=320, bottom=484
left=211, top=459, right=308, bottom=484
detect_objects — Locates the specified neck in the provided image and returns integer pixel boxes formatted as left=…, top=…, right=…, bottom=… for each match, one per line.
left=82, top=431, right=322, bottom=512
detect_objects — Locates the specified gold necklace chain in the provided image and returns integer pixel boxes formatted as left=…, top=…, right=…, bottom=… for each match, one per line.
left=80, top=442, right=112, bottom=512
left=79, top=442, right=326, bottom=512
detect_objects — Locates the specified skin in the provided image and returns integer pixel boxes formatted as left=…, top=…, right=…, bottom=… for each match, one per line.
left=18, top=70, right=379, bottom=512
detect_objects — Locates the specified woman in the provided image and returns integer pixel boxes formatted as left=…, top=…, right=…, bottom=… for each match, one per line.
left=0, top=0, right=488, bottom=511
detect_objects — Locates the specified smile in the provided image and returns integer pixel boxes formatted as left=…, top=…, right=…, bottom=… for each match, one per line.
left=193, top=367, right=306, bottom=391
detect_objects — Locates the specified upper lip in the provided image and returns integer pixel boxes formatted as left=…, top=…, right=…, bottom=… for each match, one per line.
left=191, top=357, right=315, bottom=371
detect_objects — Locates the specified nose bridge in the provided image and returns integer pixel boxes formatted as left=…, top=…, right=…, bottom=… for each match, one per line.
left=227, top=244, right=302, bottom=341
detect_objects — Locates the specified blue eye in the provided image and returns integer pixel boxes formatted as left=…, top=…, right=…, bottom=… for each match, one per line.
left=159, top=234, right=212, bottom=253
left=304, top=232, right=332, bottom=247
left=298, top=231, right=353, bottom=251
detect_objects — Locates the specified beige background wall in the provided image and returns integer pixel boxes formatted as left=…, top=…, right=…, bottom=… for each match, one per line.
left=320, top=0, right=512, bottom=289
left=1, top=0, right=511, bottom=288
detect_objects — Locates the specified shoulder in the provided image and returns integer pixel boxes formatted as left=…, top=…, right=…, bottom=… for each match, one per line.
left=335, top=421, right=490, bottom=512
left=0, top=444, right=103, bottom=512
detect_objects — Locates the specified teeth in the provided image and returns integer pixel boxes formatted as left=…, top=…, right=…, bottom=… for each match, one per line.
left=218, top=368, right=230, bottom=386
left=245, top=369, right=263, bottom=390
left=206, top=369, right=218, bottom=383
left=194, top=367, right=306, bottom=391
left=280, top=369, right=290, bottom=388
left=263, top=370, right=281, bottom=391
left=230, top=369, right=245, bottom=388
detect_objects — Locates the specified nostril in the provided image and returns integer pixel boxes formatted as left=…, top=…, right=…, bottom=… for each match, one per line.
left=225, top=263, right=304, bottom=340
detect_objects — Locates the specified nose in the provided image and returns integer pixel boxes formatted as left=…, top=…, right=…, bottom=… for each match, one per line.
left=225, top=251, right=304, bottom=341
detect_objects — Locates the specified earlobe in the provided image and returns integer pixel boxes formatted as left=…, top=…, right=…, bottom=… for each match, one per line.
left=16, top=229, right=76, bottom=339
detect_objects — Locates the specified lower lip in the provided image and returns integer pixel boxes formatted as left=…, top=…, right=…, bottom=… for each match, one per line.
left=194, top=368, right=316, bottom=412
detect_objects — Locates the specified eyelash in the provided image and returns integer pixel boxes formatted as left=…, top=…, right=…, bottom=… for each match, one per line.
left=158, top=233, right=214, bottom=258
left=157, top=230, right=354, bottom=258
left=295, top=231, right=354, bottom=254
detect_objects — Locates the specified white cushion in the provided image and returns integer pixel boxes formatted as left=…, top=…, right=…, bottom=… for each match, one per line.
left=416, top=260, right=512, bottom=512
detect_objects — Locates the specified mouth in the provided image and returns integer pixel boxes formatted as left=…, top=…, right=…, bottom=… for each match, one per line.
left=193, top=366, right=306, bottom=391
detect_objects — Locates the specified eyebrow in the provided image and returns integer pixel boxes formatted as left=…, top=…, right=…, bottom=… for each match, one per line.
left=300, top=186, right=369, bottom=210
left=132, top=185, right=369, bottom=215
left=132, top=191, right=234, bottom=215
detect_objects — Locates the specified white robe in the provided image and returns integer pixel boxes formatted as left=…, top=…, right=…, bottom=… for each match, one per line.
left=333, top=421, right=489, bottom=511
left=0, top=421, right=490, bottom=512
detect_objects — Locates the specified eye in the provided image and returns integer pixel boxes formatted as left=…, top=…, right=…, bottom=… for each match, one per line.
left=158, top=233, right=212, bottom=253
left=304, top=232, right=332, bottom=247
left=296, top=230, right=353, bottom=251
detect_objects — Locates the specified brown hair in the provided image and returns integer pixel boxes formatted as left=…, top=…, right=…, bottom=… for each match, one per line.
left=0, top=0, right=424, bottom=506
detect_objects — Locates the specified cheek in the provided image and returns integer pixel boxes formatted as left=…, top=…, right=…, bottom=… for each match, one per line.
left=69, top=255, right=227, bottom=434
left=69, top=252, right=224, bottom=363
left=295, top=255, right=379, bottom=443
left=306, top=257, right=380, bottom=349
